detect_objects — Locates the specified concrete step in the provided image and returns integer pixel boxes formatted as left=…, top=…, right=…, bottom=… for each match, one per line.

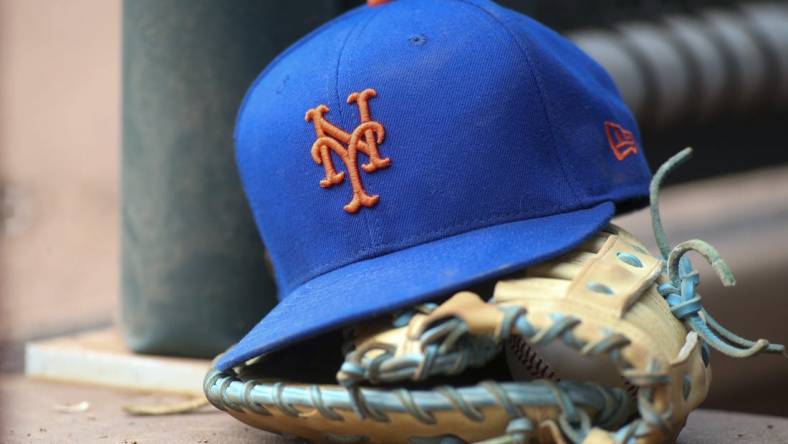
left=25, top=328, right=209, bottom=395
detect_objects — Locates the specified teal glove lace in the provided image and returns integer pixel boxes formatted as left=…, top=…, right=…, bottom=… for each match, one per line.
left=650, top=148, right=786, bottom=359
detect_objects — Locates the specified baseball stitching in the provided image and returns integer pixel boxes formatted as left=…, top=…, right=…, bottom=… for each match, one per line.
left=508, top=336, right=557, bottom=380
left=508, top=336, right=639, bottom=397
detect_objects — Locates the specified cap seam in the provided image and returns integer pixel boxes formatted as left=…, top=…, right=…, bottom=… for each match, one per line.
left=455, top=0, right=584, bottom=205
left=233, top=6, right=368, bottom=143
left=336, top=6, right=386, bottom=248
left=333, top=6, right=380, bottom=247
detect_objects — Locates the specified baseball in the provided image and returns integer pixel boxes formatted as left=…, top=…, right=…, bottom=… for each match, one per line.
left=505, top=335, right=638, bottom=396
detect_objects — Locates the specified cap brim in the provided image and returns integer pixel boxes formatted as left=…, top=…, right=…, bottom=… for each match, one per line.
left=215, top=201, right=614, bottom=371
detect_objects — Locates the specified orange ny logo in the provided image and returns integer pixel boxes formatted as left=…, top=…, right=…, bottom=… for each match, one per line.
left=306, top=88, right=390, bottom=213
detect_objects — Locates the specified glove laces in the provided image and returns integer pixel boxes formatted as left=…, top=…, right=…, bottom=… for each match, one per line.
left=650, top=148, right=786, bottom=359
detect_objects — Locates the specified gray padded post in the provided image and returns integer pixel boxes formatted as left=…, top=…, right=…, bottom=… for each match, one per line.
left=121, top=0, right=345, bottom=357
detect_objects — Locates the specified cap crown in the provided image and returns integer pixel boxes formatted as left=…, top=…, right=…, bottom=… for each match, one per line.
left=235, top=0, right=650, bottom=296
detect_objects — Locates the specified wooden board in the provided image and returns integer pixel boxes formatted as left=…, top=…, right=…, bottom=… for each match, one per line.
left=25, top=328, right=210, bottom=395
left=1, top=375, right=280, bottom=444
left=3, top=375, right=788, bottom=443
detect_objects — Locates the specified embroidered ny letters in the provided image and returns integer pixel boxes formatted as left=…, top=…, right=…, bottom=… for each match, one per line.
left=306, top=88, right=390, bottom=213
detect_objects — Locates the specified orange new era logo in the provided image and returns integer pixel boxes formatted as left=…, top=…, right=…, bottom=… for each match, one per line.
left=604, top=121, right=639, bottom=161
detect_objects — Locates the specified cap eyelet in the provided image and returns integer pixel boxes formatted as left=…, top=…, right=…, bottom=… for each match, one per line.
left=408, top=34, right=427, bottom=46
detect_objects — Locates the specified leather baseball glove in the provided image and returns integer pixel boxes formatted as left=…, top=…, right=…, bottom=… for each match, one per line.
left=204, top=150, right=785, bottom=443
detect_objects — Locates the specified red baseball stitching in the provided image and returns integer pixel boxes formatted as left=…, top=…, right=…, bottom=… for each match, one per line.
left=509, top=336, right=557, bottom=381
left=623, top=377, right=639, bottom=398
left=509, top=337, right=639, bottom=397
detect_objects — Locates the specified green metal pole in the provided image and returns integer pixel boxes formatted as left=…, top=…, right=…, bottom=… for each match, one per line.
left=121, top=0, right=346, bottom=358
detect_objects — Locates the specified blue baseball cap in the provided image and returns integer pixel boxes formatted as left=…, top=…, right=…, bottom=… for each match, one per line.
left=216, top=0, right=650, bottom=371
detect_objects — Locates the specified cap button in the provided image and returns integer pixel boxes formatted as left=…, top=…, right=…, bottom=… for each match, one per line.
left=367, top=0, right=391, bottom=6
